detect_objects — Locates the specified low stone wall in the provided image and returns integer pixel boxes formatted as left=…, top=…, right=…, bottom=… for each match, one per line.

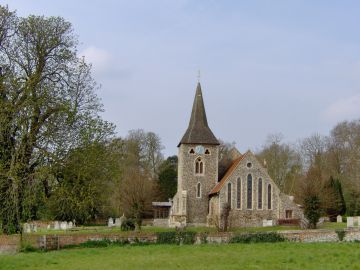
left=0, top=235, right=20, bottom=254
left=1, top=228, right=359, bottom=254
left=280, top=229, right=339, bottom=243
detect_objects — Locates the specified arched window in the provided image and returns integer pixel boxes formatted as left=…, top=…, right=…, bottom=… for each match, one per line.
left=227, top=182, right=232, bottom=207
left=195, top=157, right=204, bottom=175
left=247, top=174, right=252, bottom=209
left=258, top=178, right=263, bottom=209
left=268, top=184, right=272, bottom=210
left=237, top=178, right=241, bottom=209
left=196, top=182, right=201, bottom=198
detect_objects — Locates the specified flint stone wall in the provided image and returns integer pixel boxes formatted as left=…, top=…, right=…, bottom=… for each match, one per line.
left=1, top=228, right=358, bottom=254
left=177, top=144, right=219, bottom=225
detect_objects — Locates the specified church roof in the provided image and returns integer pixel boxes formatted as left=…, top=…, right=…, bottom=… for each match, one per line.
left=178, top=83, right=219, bottom=147
left=209, top=152, right=247, bottom=195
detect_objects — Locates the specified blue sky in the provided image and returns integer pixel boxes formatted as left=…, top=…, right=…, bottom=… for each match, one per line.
left=3, top=1, right=360, bottom=156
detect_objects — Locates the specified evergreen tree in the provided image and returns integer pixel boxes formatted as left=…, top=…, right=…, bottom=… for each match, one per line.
left=157, top=156, right=177, bottom=200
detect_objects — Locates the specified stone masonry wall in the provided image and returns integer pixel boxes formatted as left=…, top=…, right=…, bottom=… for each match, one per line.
left=1, top=229, right=360, bottom=253
left=218, top=152, right=281, bottom=227
left=178, top=144, right=219, bottom=225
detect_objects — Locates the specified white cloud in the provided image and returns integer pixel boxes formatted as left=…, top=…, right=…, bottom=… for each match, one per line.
left=323, top=94, right=360, bottom=122
left=79, top=46, right=111, bottom=74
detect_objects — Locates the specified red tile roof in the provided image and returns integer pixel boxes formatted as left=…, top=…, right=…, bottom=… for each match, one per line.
left=209, top=153, right=247, bottom=195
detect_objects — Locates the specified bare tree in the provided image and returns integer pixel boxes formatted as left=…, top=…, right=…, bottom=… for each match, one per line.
left=257, top=134, right=302, bottom=193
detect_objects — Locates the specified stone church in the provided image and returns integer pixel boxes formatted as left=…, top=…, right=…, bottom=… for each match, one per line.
left=156, top=83, right=303, bottom=228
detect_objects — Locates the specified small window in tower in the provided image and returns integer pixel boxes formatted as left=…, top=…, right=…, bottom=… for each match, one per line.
left=195, top=157, right=204, bottom=175
left=205, top=149, right=210, bottom=155
left=196, top=182, right=201, bottom=198
left=246, top=162, right=252, bottom=168
left=189, top=149, right=195, bottom=154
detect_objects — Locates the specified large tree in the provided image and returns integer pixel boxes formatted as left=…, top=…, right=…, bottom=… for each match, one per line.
left=0, top=6, right=113, bottom=233
left=257, top=134, right=302, bottom=193
left=157, top=156, right=177, bottom=201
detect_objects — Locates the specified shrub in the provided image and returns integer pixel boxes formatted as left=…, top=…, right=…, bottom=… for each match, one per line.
left=79, top=239, right=112, bottom=248
left=67, top=239, right=130, bottom=249
left=20, top=244, right=39, bottom=253
left=336, top=229, right=346, bottom=241
left=199, top=232, right=208, bottom=244
left=180, top=231, right=196, bottom=245
left=121, top=218, right=135, bottom=231
left=230, top=232, right=285, bottom=243
left=156, top=231, right=196, bottom=245
left=156, top=232, right=177, bottom=244
left=304, top=195, right=321, bottom=229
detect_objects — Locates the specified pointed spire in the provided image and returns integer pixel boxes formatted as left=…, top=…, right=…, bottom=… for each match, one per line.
left=178, top=83, right=219, bottom=146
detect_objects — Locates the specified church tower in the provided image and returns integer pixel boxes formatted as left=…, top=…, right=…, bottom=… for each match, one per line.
left=171, top=82, right=219, bottom=226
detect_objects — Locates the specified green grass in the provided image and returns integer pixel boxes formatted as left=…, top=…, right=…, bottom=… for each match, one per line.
left=319, top=222, right=346, bottom=230
left=1, top=243, right=360, bottom=270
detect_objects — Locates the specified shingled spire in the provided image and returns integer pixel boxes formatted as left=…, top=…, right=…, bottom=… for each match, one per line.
left=178, top=83, right=219, bottom=146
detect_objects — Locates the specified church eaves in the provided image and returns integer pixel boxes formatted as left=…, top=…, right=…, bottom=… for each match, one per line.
left=178, top=83, right=219, bottom=147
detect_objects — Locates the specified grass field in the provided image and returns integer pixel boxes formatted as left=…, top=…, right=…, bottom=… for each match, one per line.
left=1, top=242, right=359, bottom=270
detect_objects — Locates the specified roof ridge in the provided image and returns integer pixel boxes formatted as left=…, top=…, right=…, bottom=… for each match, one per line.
left=209, top=153, right=247, bottom=195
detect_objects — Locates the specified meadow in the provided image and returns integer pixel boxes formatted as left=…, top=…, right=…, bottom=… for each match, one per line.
left=1, top=242, right=359, bottom=270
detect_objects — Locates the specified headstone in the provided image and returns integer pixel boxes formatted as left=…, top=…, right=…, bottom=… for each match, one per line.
left=347, top=216, right=354, bottom=228
left=47, top=224, right=51, bottom=230
left=68, top=221, right=73, bottom=229
left=356, top=216, right=360, bottom=227
left=262, top=219, right=273, bottom=227
left=54, top=221, right=60, bottom=230
left=115, top=218, right=122, bottom=227
left=60, top=221, right=68, bottom=230
left=337, top=215, right=342, bottom=223
left=120, top=214, right=126, bottom=224
left=108, top=217, right=114, bottom=227
left=23, top=223, right=31, bottom=233
left=32, top=224, right=38, bottom=232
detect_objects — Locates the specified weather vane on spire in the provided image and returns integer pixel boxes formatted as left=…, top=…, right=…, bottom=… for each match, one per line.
left=197, top=69, right=201, bottom=82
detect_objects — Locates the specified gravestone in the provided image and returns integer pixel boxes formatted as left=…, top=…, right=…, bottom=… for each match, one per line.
left=108, top=217, right=114, bottom=227
left=262, top=219, right=273, bottom=227
left=337, top=215, right=342, bottom=223
left=115, top=218, right=121, bottom=227
left=347, top=216, right=354, bottom=228
left=120, top=214, right=126, bottom=224
left=68, top=221, right=73, bottom=229
left=54, top=221, right=60, bottom=230
left=23, top=223, right=31, bottom=233
left=60, top=221, right=68, bottom=230
left=356, top=216, right=360, bottom=227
